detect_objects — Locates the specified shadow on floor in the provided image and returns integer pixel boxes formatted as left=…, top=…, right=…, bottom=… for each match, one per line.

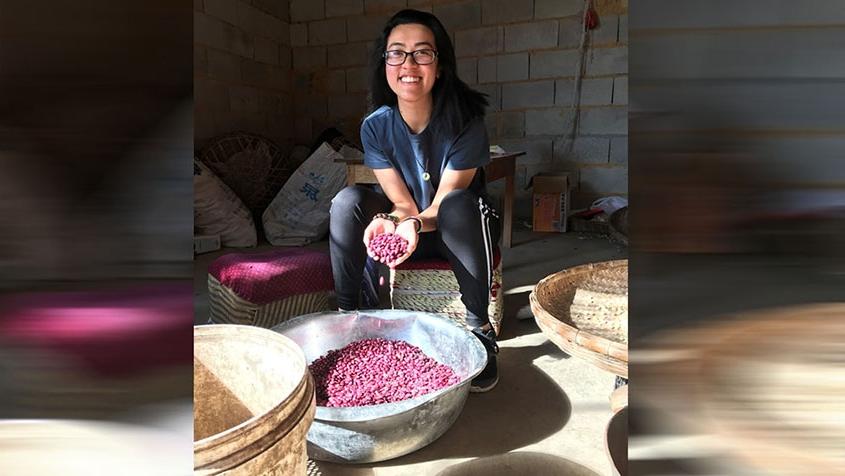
left=367, top=340, right=572, bottom=467
left=498, top=288, right=570, bottom=346
left=434, top=451, right=602, bottom=476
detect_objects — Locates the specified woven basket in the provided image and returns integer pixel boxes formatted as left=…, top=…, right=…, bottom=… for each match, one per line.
left=198, top=131, right=291, bottom=213
left=530, top=260, right=628, bottom=377
left=639, top=303, right=845, bottom=475
left=608, top=207, right=628, bottom=246
left=390, top=255, right=504, bottom=335
left=698, top=304, right=845, bottom=474
left=208, top=275, right=331, bottom=328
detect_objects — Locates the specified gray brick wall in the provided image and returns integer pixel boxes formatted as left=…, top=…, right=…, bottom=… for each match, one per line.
left=457, top=57, right=478, bottom=84
left=347, top=15, right=388, bottom=42
left=504, top=20, right=558, bottom=52
left=530, top=50, right=580, bottom=79
left=609, top=136, right=627, bottom=165
left=434, top=0, right=481, bottom=32
left=481, top=0, right=532, bottom=26
left=456, top=26, right=502, bottom=57
left=326, top=0, right=363, bottom=18
left=502, top=80, right=555, bottom=109
left=309, top=18, right=347, bottom=45
left=327, top=42, right=369, bottom=68
left=319, top=69, right=347, bottom=93
left=346, top=66, right=369, bottom=92
left=475, top=84, right=500, bottom=111
left=254, top=36, right=280, bottom=65
left=558, top=17, right=583, bottom=48
left=253, top=0, right=289, bottom=21
left=586, top=46, right=627, bottom=76
left=612, top=76, right=627, bottom=104
left=580, top=166, right=628, bottom=194
left=555, top=137, right=611, bottom=165
left=195, top=0, right=628, bottom=215
left=290, top=23, right=308, bottom=46
left=497, top=53, right=528, bottom=82
left=499, top=111, right=525, bottom=138
left=579, top=107, right=627, bottom=135
left=535, top=0, right=582, bottom=19
left=581, top=78, right=614, bottom=105
left=195, top=0, right=293, bottom=152
left=293, top=46, right=327, bottom=72
left=525, top=108, right=574, bottom=136
left=478, top=56, right=496, bottom=83
left=291, top=0, right=324, bottom=23
left=364, top=0, right=407, bottom=15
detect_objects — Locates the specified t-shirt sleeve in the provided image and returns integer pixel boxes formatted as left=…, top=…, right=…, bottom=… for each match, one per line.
left=445, top=117, right=490, bottom=171
left=361, top=119, right=393, bottom=169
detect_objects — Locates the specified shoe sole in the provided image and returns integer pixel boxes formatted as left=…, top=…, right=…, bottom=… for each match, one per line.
left=469, top=377, right=499, bottom=393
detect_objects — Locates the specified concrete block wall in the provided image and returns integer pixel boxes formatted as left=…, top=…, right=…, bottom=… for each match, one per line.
left=448, top=0, right=627, bottom=213
left=194, top=0, right=294, bottom=152
left=193, top=0, right=628, bottom=218
left=289, top=0, right=628, bottom=216
left=632, top=1, right=845, bottom=187
left=288, top=0, right=392, bottom=146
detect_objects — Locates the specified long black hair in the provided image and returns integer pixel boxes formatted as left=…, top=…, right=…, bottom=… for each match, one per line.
left=369, top=9, right=488, bottom=136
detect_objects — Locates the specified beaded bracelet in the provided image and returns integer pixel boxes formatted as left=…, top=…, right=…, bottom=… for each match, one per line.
left=372, top=212, right=399, bottom=224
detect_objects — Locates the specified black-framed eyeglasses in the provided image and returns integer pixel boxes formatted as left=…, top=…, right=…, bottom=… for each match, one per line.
left=383, top=49, right=438, bottom=66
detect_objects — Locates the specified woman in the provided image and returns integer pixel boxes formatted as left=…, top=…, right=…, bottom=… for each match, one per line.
left=329, top=9, right=501, bottom=392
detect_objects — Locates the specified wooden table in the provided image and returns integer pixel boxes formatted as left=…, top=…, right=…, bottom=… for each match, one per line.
left=335, top=151, right=525, bottom=248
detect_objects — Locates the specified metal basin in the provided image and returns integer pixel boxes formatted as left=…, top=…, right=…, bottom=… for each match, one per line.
left=271, top=310, right=487, bottom=464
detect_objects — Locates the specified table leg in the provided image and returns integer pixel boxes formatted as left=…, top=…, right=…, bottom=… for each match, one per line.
left=503, top=173, right=514, bottom=248
left=346, top=165, right=356, bottom=187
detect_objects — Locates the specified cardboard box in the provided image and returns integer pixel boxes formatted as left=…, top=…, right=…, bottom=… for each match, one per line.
left=532, top=174, right=570, bottom=232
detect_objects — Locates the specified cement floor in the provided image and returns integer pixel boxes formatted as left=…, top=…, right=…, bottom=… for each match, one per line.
left=193, top=228, right=627, bottom=476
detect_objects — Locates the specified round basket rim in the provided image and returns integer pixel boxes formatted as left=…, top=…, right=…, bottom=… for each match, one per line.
left=638, top=303, right=845, bottom=474
left=197, top=130, right=283, bottom=158
left=530, top=259, right=628, bottom=377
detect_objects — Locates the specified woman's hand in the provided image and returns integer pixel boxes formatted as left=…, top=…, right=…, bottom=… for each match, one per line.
left=364, top=217, right=396, bottom=256
left=387, top=219, right=419, bottom=268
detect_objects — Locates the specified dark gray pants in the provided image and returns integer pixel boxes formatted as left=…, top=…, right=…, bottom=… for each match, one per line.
left=329, top=185, right=500, bottom=328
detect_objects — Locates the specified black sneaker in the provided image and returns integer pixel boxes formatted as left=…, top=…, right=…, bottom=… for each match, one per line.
left=470, top=327, right=499, bottom=393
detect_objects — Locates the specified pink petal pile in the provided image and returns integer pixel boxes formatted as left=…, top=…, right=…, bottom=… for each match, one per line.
left=308, top=338, right=461, bottom=407
left=368, top=233, right=408, bottom=263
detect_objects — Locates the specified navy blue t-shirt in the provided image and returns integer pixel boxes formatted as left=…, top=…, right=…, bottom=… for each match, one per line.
left=361, top=105, right=490, bottom=211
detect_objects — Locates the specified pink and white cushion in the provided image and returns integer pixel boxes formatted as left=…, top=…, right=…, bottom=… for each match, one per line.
left=207, top=248, right=333, bottom=328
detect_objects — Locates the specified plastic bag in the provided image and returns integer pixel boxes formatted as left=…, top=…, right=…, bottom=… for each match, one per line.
left=194, top=159, right=257, bottom=247
left=591, top=196, right=628, bottom=216
left=262, top=143, right=351, bottom=246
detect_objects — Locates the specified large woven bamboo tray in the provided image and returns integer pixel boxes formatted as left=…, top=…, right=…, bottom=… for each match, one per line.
left=638, top=303, right=845, bottom=475
left=530, top=260, right=628, bottom=377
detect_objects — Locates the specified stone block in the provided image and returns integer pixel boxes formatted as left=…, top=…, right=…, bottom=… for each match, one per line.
left=497, top=53, right=528, bottom=82
left=505, top=20, right=558, bottom=52
left=309, top=18, right=347, bottom=45
left=501, top=80, right=555, bottom=109
left=530, top=49, right=579, bottom=79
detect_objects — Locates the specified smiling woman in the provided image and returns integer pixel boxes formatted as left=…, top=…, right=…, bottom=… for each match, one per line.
left=328, top=9, right=502, bottom=393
